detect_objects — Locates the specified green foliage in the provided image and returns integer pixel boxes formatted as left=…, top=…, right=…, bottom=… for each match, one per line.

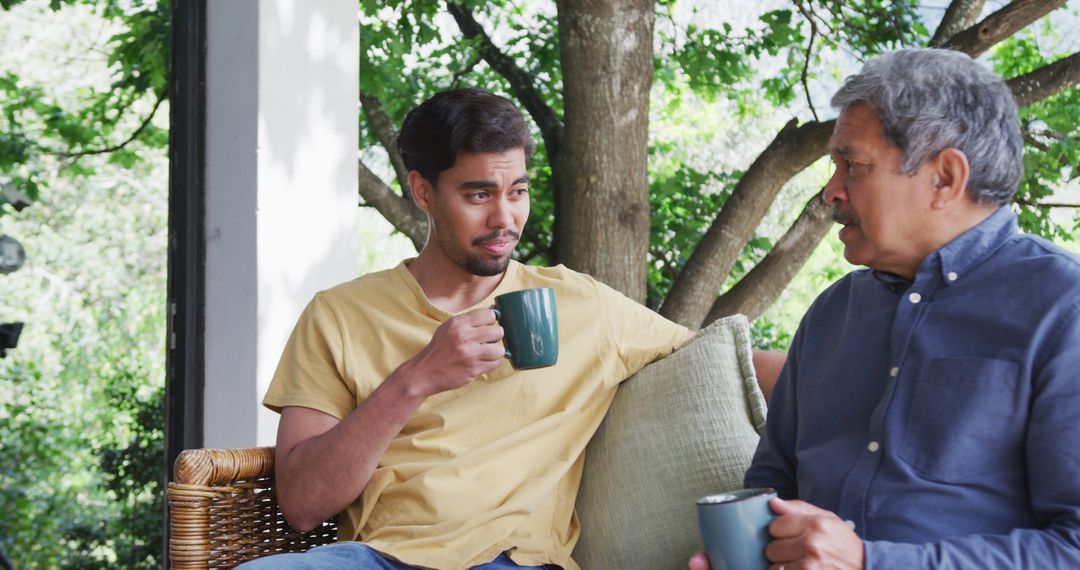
left=90, top=372, right=164, bottom=570
left=0, top=3, right=168, bottom=554
left=1, top=360, right=164, bottom=569
left=657, top=0, right=925, bottom=115
left=991, top=27, right=1079, bottom=240
left=0, top=172, right=166, bottom=565
left=1, top=338, right=164, bottom=569
left=0, top=359, right=91, bottom=567
left=0, top=0, right=167, bottom=215
left=749, top=316, right=793, bottom=351
left=647, top=158, right=732, bottom=308
left=518, top=146, right=556, bottom=266
left=810, top=0, right=926, bottom=54
left=663, top=9, right=806, bottom=103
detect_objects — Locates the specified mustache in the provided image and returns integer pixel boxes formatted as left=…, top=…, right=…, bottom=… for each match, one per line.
left=472, top=229, right=520, bottom=246
left=831, top=207, right=857, bottom=226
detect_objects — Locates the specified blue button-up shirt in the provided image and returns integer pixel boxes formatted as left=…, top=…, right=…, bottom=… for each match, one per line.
left=745, top=207, right=1080, bottom=568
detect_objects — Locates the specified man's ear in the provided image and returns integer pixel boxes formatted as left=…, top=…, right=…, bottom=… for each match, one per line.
left=409, top=171, right=434, bottom=214
left=929, top=148, right=971, bottom=209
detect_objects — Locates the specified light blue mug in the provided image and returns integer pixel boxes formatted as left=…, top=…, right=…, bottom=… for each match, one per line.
left=697, top=488, right=776, bottom=570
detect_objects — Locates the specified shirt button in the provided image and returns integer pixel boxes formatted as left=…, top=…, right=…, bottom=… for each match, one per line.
left=845, top=520, right=856, bottom=530
left=947, top=271, right=958, bottom=282
left=868, top=441, right=881, bottom=452
left=889, top=366, right=899, bottom=378
left=908, top=292, right=922, bottom=304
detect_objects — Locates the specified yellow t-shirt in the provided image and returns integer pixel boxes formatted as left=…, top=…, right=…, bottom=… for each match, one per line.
left=263, top=260, right=687, bottom=570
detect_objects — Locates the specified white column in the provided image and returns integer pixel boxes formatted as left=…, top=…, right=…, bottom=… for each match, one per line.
left=203, top=0, right=359, bottom=447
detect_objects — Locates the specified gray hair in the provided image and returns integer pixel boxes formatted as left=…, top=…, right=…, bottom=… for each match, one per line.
left=831, top=48, right=1023, bottom=206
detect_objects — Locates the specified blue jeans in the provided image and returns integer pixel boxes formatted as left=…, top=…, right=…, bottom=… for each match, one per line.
left=235, top=542, right=558, bottom=569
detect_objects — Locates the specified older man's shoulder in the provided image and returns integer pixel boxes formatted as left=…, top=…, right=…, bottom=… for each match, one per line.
left=1005, top=231, right=1080, bottom=277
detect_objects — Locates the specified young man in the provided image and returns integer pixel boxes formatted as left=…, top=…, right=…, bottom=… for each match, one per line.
left=692, top=48, right=1080, bottom=570
left=243, top=88, right=731, bottom=570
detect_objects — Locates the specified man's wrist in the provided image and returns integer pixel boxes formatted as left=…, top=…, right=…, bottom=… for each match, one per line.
left=387, top=358, right=432, bottom=402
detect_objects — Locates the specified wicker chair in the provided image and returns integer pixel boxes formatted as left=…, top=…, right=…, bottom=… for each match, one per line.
left=167, top=447, right=338, bottom=569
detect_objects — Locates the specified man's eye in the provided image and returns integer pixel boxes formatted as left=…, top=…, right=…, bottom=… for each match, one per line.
left=514, top=188, right=529, bottom=196
left=468, top=192, right=489, bottom=201
left=848, top=160, right=869, bottom=176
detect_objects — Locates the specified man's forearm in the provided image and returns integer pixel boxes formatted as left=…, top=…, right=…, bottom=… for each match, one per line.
left=275, top=364, right=427, bottom=531
left=863, top=525, right=1080, bottom=569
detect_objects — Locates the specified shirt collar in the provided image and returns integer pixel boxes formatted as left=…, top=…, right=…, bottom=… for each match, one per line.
left=871, top=268, right=911, bottom=291
left=920, top=206, right=1018, bottom=287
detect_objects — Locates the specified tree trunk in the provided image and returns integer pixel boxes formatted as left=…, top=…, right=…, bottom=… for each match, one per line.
left=556, top=0, right=654, bottom=302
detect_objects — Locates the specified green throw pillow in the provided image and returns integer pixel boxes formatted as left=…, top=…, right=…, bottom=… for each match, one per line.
left=573, top=314, right=767, bottom=569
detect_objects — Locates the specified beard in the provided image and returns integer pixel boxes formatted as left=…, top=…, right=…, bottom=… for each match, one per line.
left=434, top=225, right=519, bottom=277
left=460, top=254, right=511, bottom=277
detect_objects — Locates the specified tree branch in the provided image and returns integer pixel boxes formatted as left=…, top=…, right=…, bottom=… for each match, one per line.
left=649, top=246, right=680, bottom=284
left=794, top=0, right=820, bottom=122
left=359, top=93, right=428, bottom=246
left=359, top=159, right=427, bottom=251
left=449, top=53, right=482, bottom=88
left=520, top=223, right=555, bottom=265
left=805, top=1, right=836, bottom=36
left=704, top=191, right=832, bottom=324
left=929, top=0, right=986, bottom=47
left=447, top=2, right=563, bottom=160
left=943, top=0, right=1067, bottom=58
left=660, top=118, right=835, bottom=328
left=1022, top=128, right=1076, bottom=173
left=359, top=93, right=411, bottom=196
left=56, top=90, right=165, bottom=158
left=1014, top=198, right=1080, bottom=209
left=1006, top=51, right=1080, bottom=107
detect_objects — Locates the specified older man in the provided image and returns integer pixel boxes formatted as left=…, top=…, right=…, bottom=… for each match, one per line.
left=693, top=48, right=1080, bottom=569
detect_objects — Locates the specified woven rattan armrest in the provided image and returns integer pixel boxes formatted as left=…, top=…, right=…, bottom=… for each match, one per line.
left=167, top=447, right=338, bottom=570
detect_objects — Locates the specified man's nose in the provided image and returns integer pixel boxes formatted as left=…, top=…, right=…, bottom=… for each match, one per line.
left=823, top=169, right=846, bottom=204
left=489, top=197, right=513, bottom=228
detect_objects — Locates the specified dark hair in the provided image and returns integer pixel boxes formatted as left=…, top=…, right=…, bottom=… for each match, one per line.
left=396, top=88, right=535, bottom=185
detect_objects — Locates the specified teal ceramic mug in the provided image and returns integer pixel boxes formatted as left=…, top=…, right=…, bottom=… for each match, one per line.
left=697, top=488, right=777, bottom=570
left=493, top=287, right=558, bottom=369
